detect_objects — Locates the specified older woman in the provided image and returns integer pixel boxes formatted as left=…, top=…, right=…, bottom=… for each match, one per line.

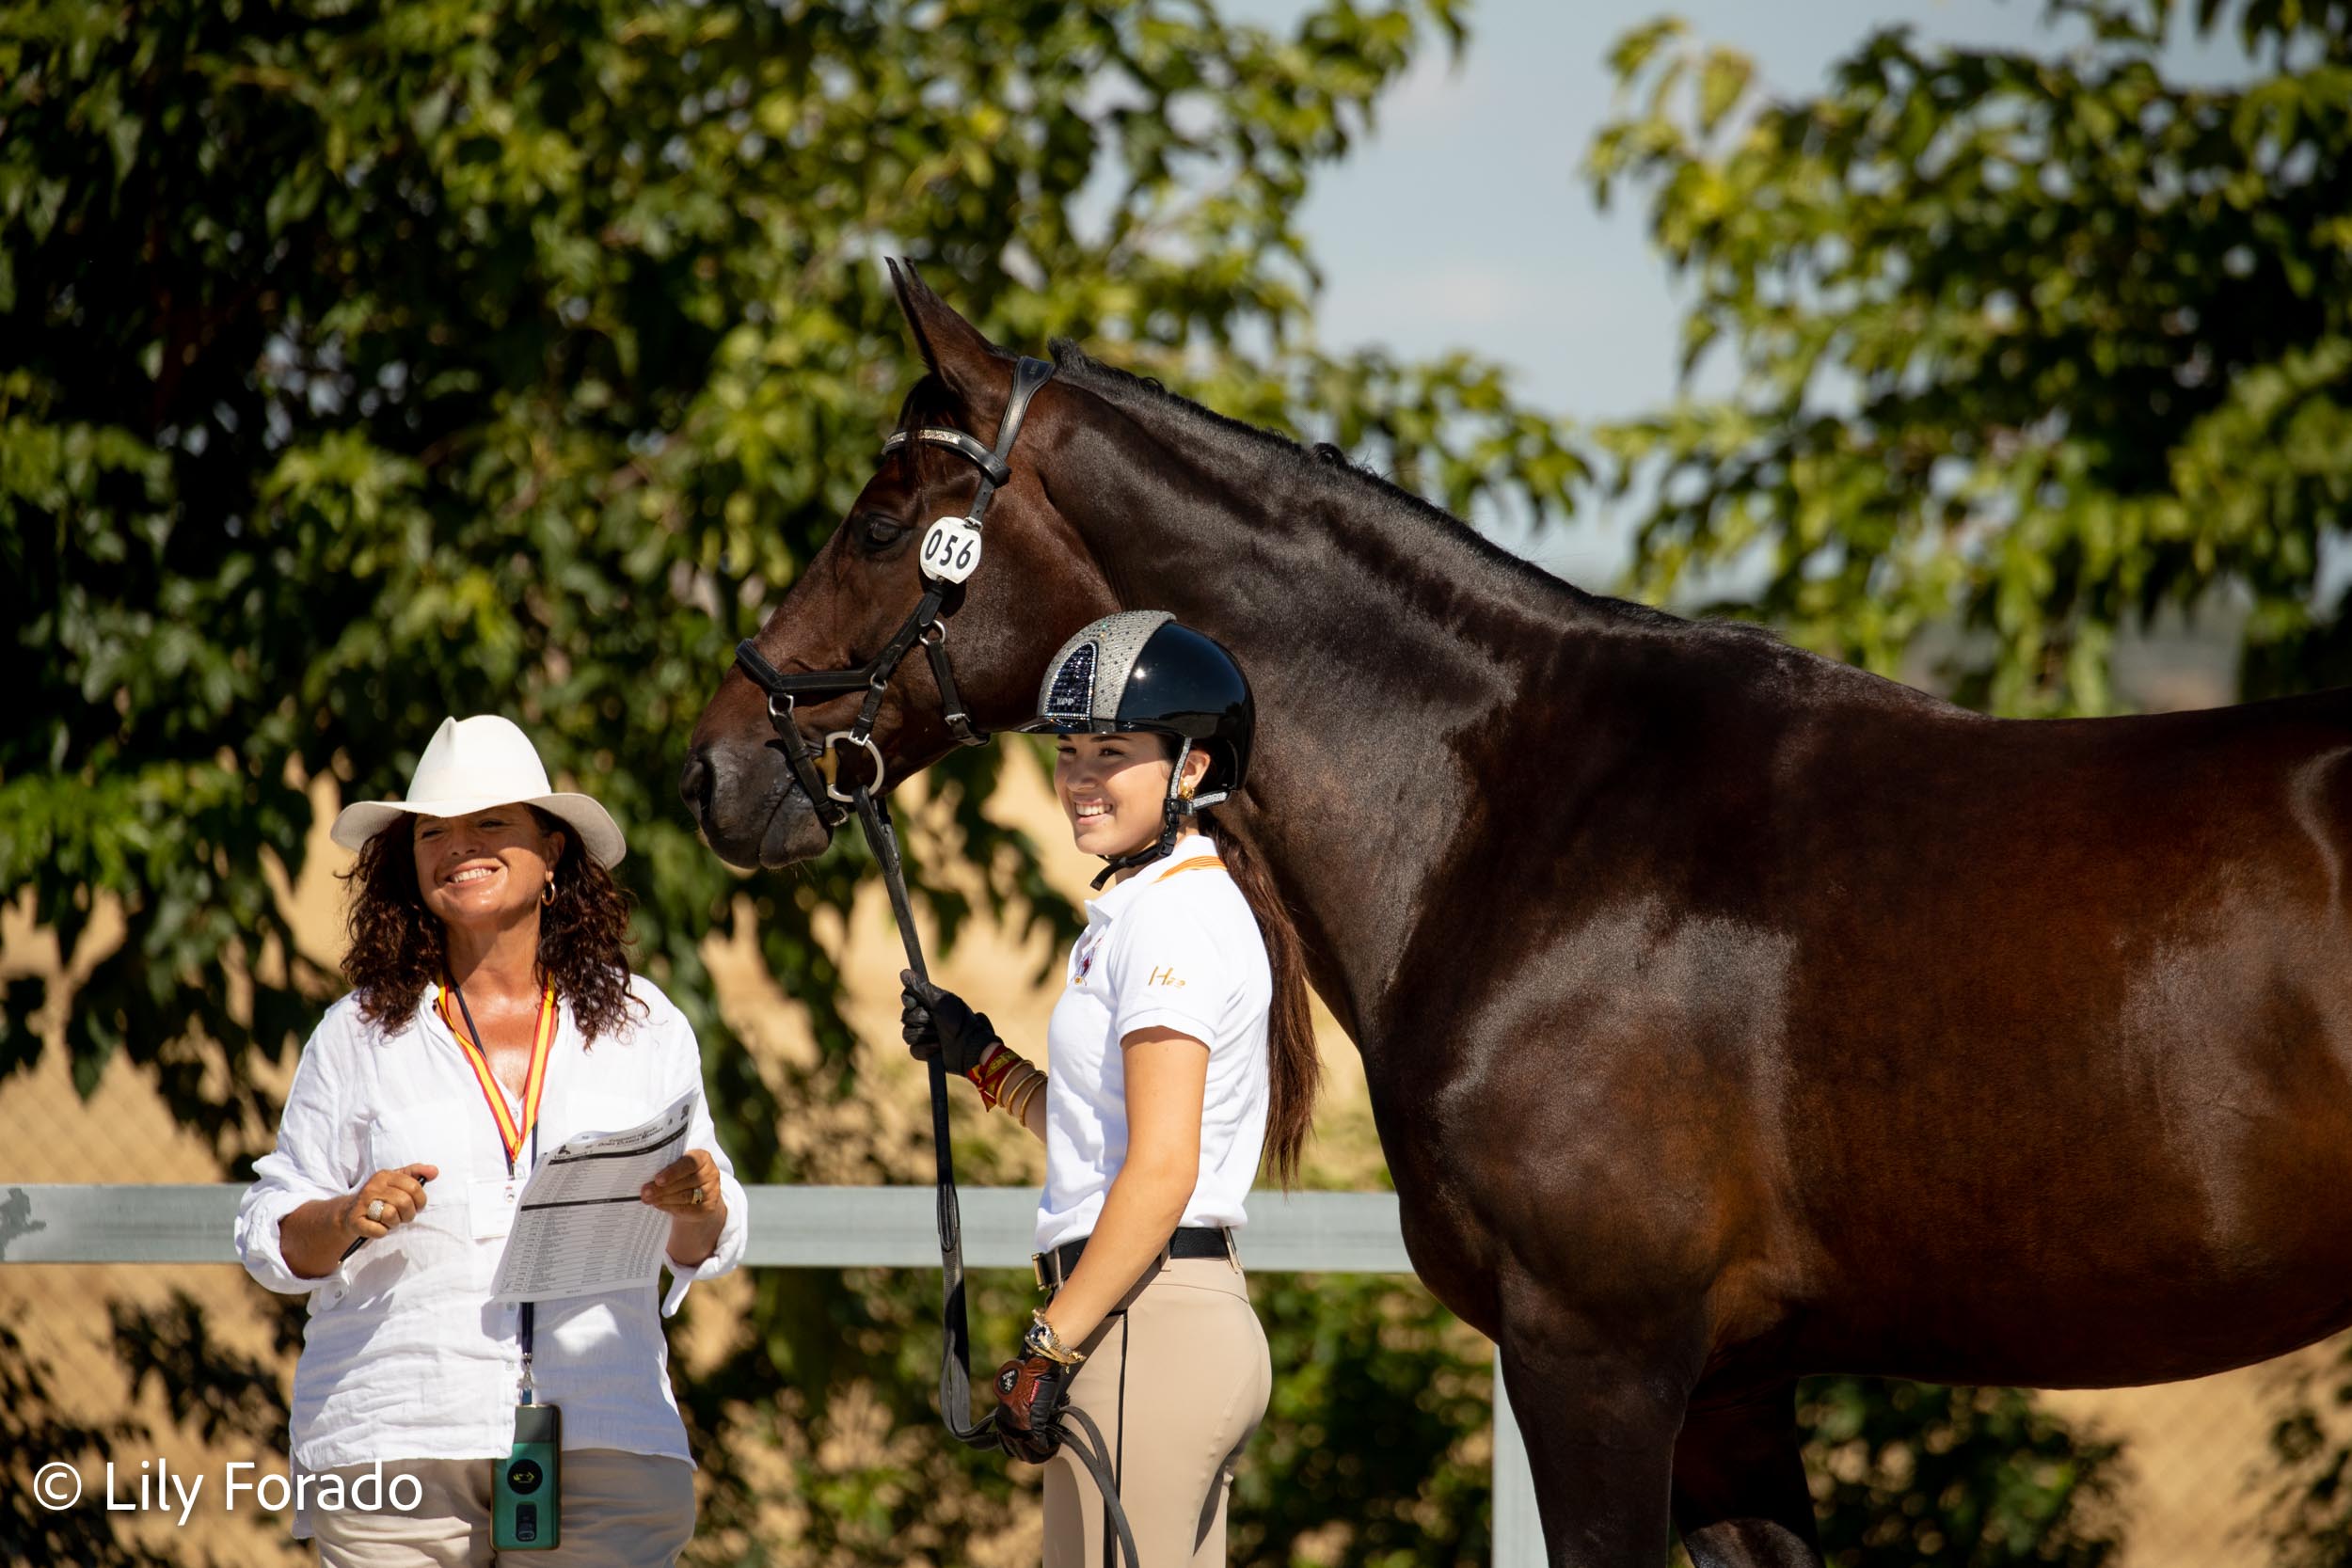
left=236, top=715, right=747, bottom=1567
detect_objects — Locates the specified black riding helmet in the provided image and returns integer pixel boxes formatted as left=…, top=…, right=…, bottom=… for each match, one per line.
left=1017, top=610, right=1255, bottom=884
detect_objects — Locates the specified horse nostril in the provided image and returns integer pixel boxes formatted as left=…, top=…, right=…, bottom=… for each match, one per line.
left=679, top=752, right=714, bottom=819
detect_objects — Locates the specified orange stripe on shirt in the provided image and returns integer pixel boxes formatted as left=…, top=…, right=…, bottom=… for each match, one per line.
left=1155, top=855, right=1227, bottom=880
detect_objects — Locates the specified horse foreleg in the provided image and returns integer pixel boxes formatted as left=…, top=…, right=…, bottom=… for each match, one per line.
left=1670, top=1383, right=1822, bottom=1568
left=1496, top=1303, right=1692, bottom=1567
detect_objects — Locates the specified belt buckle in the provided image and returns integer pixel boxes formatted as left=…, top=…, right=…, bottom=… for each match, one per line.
left=1031, top=1251, right=1049, bottom=1292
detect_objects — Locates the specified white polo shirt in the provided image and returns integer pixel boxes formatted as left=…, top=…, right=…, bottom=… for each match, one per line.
left=1037, top=833, right=1273, bottom=1253
left=234, top=973, right=747, bottom=1505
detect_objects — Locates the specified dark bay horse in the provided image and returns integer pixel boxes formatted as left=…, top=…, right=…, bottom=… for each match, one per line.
left=683, top=265, right=2352, bottom=1566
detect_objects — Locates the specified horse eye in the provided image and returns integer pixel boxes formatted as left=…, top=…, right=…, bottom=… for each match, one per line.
left=854, top=513, right=910, bottom=549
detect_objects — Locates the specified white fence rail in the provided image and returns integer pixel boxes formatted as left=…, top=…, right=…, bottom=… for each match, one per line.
left=0, top=1182, right=1541, bottom=1565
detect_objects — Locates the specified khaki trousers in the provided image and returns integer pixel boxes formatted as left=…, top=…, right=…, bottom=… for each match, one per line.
left=308, top=1450, right=693, bottom=1567
left=1042, top=1254, right=1272, bottom=1568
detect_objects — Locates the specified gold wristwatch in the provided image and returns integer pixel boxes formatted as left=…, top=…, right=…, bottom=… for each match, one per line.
left=1023, top=1310, right=1085, bottom=1365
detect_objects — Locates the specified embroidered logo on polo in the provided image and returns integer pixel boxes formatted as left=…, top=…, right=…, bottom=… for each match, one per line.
left=1072, top=928, right=1105, bottom=985
left=1147, top=966, right=1185, bottom=988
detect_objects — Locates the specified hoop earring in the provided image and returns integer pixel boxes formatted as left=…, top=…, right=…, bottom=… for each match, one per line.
left=541, top=879, right=556, bottom=907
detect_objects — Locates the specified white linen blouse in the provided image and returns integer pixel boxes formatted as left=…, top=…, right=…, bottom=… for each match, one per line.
left=235, top=973, right=747, bottom=1491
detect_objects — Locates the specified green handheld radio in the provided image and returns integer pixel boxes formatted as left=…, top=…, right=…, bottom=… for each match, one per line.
left=494, top=1401, right=560, bottom=1551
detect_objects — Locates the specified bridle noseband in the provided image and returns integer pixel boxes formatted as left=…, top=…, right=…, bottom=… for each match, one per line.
left=731, top=355, right=1057, bottom=827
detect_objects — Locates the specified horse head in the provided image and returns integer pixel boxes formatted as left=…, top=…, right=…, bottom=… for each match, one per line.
left=682, top=264, right=1118, bottom=867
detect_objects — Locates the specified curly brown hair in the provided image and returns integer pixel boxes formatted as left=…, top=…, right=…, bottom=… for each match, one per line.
left=340, top=807, right=641, bottom=1041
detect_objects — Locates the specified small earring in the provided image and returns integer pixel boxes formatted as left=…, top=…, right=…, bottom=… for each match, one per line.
left=541, top=879, right=556, bottom=907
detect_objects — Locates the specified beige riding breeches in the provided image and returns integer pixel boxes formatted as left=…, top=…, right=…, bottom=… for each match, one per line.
left=1041, top=1254, right=1272, bottom=1568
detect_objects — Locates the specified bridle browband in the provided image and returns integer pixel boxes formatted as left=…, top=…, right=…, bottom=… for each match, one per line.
left=731, top=354, right=1057, bottom=829
left=723, top=356, right=1144, bottom=1568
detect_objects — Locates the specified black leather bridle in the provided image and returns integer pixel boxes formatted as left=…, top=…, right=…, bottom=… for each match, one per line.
left=726, top=356, right=1143, bottom=1568
left=730, top=355, right=1057, bottom=829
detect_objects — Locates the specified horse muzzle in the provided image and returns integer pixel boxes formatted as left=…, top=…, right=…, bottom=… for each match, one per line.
left=680, top=740, right=834, bottom=869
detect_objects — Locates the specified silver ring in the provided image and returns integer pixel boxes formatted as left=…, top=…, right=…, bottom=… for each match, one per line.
left=365, top=1199, right=387, bottom=1223
left=820, top=730, right=887, bottom=803
left=691, top=1186, right=706, bottom=1208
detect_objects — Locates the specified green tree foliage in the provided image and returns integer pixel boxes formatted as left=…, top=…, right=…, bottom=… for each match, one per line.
left=1581, top=0, right=2339, bottom=1557
left=1585, top=0, right=2351, bottom=717
left=1799, top=1379, right=2122, bottom=1567
left=0, top=0, right=1579, bottom=1560
left=1235, top=1275, right=1496, bottom=1568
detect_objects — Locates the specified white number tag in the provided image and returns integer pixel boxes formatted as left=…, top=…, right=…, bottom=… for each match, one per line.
left=919, top=515, right=984, bottom=584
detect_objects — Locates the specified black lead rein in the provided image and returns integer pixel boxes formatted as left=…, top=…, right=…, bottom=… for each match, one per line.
left=852, top=784, right=1138, bottom=1568
left=733, top=358, right=1140, bottom=1568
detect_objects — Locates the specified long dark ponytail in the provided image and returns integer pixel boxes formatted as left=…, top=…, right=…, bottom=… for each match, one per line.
left=1198, top=812, right=1319, bottom=1187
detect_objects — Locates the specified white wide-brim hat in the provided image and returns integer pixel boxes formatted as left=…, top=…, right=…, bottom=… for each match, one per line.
left=329, top=715, right=627, bottom=868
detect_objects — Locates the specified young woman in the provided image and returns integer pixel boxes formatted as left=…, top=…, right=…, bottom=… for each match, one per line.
left=899, top=610, right=1319, bottom=1568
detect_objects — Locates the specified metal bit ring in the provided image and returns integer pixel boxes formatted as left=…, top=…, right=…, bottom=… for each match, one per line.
left=820, top=731, right=887, bottom=803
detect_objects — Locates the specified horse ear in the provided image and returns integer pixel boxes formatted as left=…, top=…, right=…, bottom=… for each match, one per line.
left=888, top=258, right=1008, bottom=413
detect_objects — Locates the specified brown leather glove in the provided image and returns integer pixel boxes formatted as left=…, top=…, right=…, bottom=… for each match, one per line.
left=993, top=1352, right=1074, bottom=1464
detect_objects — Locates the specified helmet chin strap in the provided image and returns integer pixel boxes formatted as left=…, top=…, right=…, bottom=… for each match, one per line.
left=1089, top=738, right=1228, bottom=891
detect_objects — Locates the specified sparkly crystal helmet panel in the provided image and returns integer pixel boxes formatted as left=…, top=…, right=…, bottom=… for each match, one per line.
left=1033, top=610, right=1175, bottom=727
left=1042, top=641, right=1098, bottom=724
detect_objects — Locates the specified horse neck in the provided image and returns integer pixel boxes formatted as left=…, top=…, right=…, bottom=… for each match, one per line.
left=1043, top=404, right=1614, bottom=1055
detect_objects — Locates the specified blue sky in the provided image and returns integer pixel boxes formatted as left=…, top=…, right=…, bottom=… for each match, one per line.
left=1225, top=0, right=2252, bottom=590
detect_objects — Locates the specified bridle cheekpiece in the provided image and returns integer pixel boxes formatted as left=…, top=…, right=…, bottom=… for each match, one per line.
left=731, top=356, right=1056, bottom=828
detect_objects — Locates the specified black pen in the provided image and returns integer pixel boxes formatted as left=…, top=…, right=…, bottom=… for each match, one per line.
left=339, top=1176, right=432, bottom=1262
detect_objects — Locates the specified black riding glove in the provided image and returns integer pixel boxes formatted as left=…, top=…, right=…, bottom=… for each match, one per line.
left=994, top=1351, right=1074, bottom=1464
left=899, top=970, right=1002, bottom=1075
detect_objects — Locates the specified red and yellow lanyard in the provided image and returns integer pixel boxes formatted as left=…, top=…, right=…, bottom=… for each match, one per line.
left=437, top=982, right=559, bottom=1170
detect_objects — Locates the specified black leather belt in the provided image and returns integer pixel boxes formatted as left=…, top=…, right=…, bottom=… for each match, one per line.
left=1033, top=1226, right=1237, bottom=1291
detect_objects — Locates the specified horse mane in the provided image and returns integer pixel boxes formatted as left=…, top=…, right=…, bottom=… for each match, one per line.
left=1041, top=340, right=1761, bottom=643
